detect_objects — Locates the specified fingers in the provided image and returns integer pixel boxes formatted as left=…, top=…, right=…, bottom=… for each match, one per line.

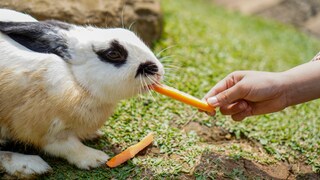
left=220, top=101, right=248, bottom=115
left=219, top=101, right=251, bottom=121
left=238, top=99, right=285, bottom=117
left=198, top=109, right=216, bottom=116
left=202, top=71, right=247, bottom=117
left=206, top=110, right=216, bottom=116
left=230, top=99, right=285, bottom=121
left=203, top=101, right=248, bottom=119
left=207, top=83, right=247, bottom=107
left=202, top=100, right=248, bottom=118
left=203, top=77, right=230, bottom=100
left=203, top=71, right=246, bottom=100
left=231, top=107, right=252, bottom=121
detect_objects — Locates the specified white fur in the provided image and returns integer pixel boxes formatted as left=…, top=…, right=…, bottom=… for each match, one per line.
left=0, top=151, right=51, bottom=178
left=0, top=9, right=37, bottom=22
left=0, top=9, right=51, bottom=178
left=0, top=8, right=164, bottom=178
left=44, top=136, right=109, bottom=169
left=66, top=27, right=164, bottom=101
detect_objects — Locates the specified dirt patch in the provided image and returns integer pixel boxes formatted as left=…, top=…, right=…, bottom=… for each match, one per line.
left=182, top=121, right=319, bottom=179
left=193, top=152, right=320, bottom=180
left=183, top=121, right=232, bottom=142
left=137, top=143, right=158, bottom=156
left=194, top=152, right=286, bottom=179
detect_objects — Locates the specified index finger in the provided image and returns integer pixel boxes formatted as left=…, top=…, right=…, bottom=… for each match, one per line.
left=203, top=75, right=235, bottom=100
left=203, top=71, right=245, bottom=100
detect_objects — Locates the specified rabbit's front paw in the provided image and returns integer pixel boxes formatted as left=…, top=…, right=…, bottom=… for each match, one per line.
left=44, top=135, right=109, bottom=169
left=85, top=130, right=104, bottom=141
left=70, top=147, right=109, bottom=169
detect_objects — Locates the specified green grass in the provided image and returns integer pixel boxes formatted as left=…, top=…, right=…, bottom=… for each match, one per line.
left=44, top=0, right=320, bottom=178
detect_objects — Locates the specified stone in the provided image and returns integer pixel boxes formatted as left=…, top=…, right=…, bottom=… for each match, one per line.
left=0, top=0, right=163, bottom=46
left=305, top=14, right=320, bottom=38
left=257, top=0, right=320, bottom=27
left=214, top=0, right=283, bottom=15
left=212, top=0, right=320, bottom=38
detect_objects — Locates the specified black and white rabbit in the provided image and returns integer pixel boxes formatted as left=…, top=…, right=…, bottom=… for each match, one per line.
left=0, top=9, right=164, bottom=178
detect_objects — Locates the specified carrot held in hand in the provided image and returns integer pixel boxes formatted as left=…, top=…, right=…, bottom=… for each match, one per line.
left=106, top=132, right=154, bottom=168
left=152, top=84, right=215, bottom=112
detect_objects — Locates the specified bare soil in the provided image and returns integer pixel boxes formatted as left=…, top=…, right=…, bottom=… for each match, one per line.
left=181, top=122, right=320, bottom=180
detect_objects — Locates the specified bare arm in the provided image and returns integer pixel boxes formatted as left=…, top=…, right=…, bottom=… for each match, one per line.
left=284, top=61, right=320, bottom=106
left=203, top=60, right=320, bottom=121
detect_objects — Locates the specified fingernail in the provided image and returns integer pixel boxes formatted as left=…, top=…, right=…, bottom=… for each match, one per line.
left=207, top=96, right=220, bottom=107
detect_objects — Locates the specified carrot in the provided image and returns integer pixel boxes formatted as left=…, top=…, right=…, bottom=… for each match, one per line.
left=106, top=132, right=154, bottom=168
left=152, top=84, right=215, bottom=112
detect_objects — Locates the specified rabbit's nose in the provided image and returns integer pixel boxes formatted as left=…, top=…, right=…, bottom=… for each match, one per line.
left=135, top=61, right=159, bottom=77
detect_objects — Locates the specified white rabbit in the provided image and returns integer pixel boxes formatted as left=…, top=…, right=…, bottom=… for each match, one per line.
left=0, top=9, right=164, bottom=179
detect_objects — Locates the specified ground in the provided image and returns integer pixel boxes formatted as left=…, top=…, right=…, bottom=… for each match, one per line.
left=2, top=0, right=320, bottom=179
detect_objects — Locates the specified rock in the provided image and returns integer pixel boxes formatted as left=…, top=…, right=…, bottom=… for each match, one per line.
left=214, top=0, right=283, bottom=15
left=305, top=14, right=320, bottom=37
left=212, top=0, right=320, bottom=38
left=257, top=0, right=320, bottom=27
left=0, top=0, right=162, bottom=46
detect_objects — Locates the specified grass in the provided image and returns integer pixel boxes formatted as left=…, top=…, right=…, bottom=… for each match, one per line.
left=42, top=0, right=320, bottom=178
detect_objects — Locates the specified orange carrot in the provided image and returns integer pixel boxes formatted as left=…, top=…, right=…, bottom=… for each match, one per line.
left=152, top=84, right=215, bottom=112
left=106, top=132, right=154, bottom=168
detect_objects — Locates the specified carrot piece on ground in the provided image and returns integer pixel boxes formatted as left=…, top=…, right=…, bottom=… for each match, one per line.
left=152, top=84, right=215, bottom=112
left=106, top=132, right=154, bottom=168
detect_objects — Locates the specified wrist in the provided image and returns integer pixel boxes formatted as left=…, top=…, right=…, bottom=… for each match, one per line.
left=278, top=71, right=294, bottom=107
left=281, top=61, right=320, bottom=107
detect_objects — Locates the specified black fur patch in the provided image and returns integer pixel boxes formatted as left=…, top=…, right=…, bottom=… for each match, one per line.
left=135, top=61, right=158, bottom=77
left=0, top=21, right=71, bottom=61
left=95, top=40, right=128, bottom=67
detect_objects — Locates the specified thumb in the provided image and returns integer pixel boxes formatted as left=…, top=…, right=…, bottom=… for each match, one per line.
left=207, top=84, right=245, bottom=107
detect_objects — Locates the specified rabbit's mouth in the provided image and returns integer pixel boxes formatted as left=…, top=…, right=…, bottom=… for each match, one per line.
left=141, top=73, right=163, bottom=94
left=141, top=82, right=158, bottom=93
left=140, top=74, right=162, bottom=93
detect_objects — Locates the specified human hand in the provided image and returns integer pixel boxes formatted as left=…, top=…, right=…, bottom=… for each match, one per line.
left=203, top=71, right=289, bottom=121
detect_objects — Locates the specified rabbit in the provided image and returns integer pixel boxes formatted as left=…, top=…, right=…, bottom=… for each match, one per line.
left=0, top=9, right=164, bottom=179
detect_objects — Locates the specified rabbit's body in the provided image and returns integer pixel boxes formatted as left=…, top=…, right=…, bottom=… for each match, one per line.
left=0, top=9, right=163, bottom=178
left=0, top=40, right=115, bottom=145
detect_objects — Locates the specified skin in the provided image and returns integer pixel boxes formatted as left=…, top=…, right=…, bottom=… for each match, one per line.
left=203, top=61, right=320, bottom=121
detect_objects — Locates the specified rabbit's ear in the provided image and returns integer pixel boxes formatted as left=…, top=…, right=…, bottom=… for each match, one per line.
left=0, top=21, right=71, bottom=61
left=43, top=20, right=73, bottom=30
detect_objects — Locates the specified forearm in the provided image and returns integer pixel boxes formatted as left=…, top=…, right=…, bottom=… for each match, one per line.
left=283, top=61, right=320, bottom=106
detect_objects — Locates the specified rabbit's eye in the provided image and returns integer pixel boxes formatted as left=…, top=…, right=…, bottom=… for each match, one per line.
left=95, top=40, right=128, bottom=67
left=106, top=50, right=123, bottom=61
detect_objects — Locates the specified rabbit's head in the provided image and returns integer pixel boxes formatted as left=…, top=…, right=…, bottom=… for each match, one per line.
left=0, top=20, right=164, bottom=102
